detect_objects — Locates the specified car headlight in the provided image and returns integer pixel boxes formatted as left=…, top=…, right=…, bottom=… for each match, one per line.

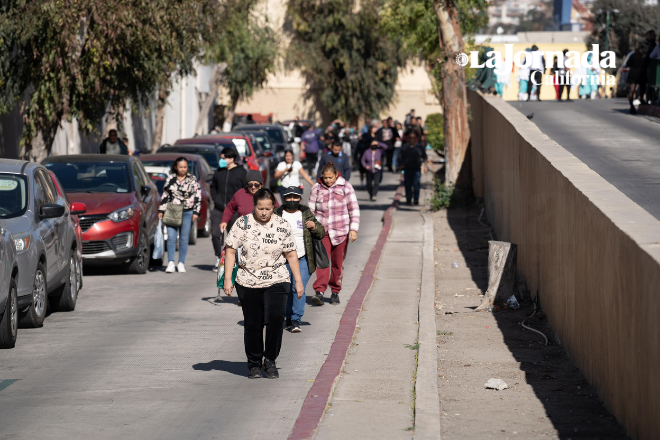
left=108, top=205, right=135, bottom=223
left=13, top=233, right=31, bottom=253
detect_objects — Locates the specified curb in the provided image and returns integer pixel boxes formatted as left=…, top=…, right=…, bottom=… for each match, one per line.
left=413, top=212, right=441, bottom=440
left=639, top=104, right=660, bottom=118
left=288, top=184, right=404, bottom=440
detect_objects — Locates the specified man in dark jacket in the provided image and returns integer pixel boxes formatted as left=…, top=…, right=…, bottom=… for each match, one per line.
left=210, top=147, right=247, bottom=269
left=399, top=130, right=427, bottom=206
left=639, top=29, right=657, bottom=104
left=317, top=142, right=351, bottom=181
left=99, top=129, right=129, bottom=155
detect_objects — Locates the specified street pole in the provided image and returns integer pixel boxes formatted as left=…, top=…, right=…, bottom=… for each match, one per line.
left=605, top=10, right=610, bottom=53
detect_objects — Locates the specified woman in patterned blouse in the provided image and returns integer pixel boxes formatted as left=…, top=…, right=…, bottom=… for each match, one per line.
left=158, top=157, right=202, bottom=273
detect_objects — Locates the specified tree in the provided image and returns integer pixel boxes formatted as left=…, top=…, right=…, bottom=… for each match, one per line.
left=0, top=0, right=216, bottom=160
left=587, top=0, right=660, bottom=65
left=286, top=0, right=405, bottom=125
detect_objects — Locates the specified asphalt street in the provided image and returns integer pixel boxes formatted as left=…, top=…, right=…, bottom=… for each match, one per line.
left=0, top=171, right=400, bottom=440
left=511, top=98, right=660, bottom=220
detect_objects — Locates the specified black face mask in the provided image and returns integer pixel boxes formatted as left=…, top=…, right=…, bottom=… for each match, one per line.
left=370, top=145, right=378, bottom=150
left=284, top=200, right=301, bottom=211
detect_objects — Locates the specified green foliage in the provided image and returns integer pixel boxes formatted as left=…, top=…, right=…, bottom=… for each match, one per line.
left=425, top=113, right=444, bottom=151
left=286, top=0, right=404, bottom=123
left=587, top=0, right=660, bottom=64
left=430, top=179, right=454, bottom=210
left=0, top=0, right=216, bottom=158
left=206, top=0, right=278, bottom=105
left=381, top=0, right=488, bottom=96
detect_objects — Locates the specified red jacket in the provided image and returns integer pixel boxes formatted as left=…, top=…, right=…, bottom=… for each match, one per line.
left=221, top=188, right=279, bottom=224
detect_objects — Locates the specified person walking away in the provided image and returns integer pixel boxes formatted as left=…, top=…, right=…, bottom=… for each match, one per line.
left=360, top=118, right=371, bottom=136
left=309, top=162, right=360, bottom=306
left=355, top=123, right=378, bottom=187
left=557, top=49, right=571, bottom=101
left=158, top=157, right=201, bottom=273
left=290, top=117, right=305, bottom=139
left=275, top=186, right=325, bottom=333
left=399, top=131, right=427, bottom=206
left=274, top=149, right=314, bottom=201
left=392, top=121, right=404, bottom=170
left=220, top=170, right=279, bottom=234
left=494, top=56, right=511, bottom=98
left=361, top=140, right=387, bottom=201
left=222, top=189, right=304, bottom=379
left=210, top=147, right=246, bottom=270
left=626, top=45, right=644, bottom=114
left=517, top=49, right=531, bottom=101
left=639, top=30, right=657, bottom=104
left=551, top=56, right=561, bottom=100
left=528, top=45, right=546, bottom=101
left=318, top=142, right=351, bottom=182
left=300, top=124, right=323, bottom=178
left=99, top=129, right=129, bottom=155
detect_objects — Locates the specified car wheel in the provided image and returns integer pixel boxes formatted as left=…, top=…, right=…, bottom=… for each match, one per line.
left=50, top=250, right=79, bottom=312
left=199, top=207, right=212, bottom=237
left=125, top=230, right=149, bottom=274
left=189, top=220, right=198, bottom=245
left=19, top=262, right=47, bottom=328
left=0, top=277, right=18, bottom=349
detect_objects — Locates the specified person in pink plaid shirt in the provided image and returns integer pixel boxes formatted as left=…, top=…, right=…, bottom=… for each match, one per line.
left=308, top=162, right=360, bottom=305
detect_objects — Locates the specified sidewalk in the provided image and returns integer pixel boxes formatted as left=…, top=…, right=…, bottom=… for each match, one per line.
left=314, top=170, right=436, bottom=439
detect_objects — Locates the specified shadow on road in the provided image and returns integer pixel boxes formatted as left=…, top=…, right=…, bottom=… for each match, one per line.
left=445, top=203, right=628, bottom=439
left=192, top=360, right=246, bottom=376
left=202, top=296, right=240, bottom=306
left=193, top=264, right=215, bottom=272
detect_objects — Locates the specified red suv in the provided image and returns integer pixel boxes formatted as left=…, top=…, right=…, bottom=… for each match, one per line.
left=42, top=155, right=160, bottom=274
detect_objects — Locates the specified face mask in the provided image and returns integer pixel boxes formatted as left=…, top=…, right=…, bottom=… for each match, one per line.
left=370, top=145, right=378, bottom=150
left=284, top=200, right=300, bottom=211
left=349, top=128, right=354, bottom=133
left=218, top=158, right=228, bottom=168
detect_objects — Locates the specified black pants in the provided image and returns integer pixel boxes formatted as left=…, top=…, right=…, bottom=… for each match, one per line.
left=236, top=282, right=290, bottom=369
left=211, top=208, right=224, bottom=257
left=558, top=81, right=571, bottom=100
left=366, top=171, right=382, bottom=198
left=305, top=152, right=318, bottom=177
left=384, top=148, right=394, bottom=172
left=528, top=70, right=543, bottom=99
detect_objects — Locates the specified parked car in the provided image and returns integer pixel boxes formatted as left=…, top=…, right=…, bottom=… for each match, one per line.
left=0, top=227, right=18, bottom=348
left=237, top=131, right=280, bottom=189
left=49, top=171, right=85, bottom=309
left=42, top=155, right=159, bottom=275
left=233, top=124, right=291, bottom=156
left=139, top=153, right=213, bottom=243
left=0, top=160, right=81, bottom=327
left=161, top=143, right=225, bottom=171
left=615, top=51, right=635, bottom=97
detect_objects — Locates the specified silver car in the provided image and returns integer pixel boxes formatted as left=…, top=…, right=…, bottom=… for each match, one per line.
left=0, top=227, right=19, bottom=348
left=0, top=160, right=80, bottom=328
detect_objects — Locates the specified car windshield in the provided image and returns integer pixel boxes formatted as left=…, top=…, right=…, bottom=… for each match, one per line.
left=142, top=160, right=200, bottom=194
left=0, top=174, right=28, bottom=219
left=253, top=134, right=273, bottom=150
left=266, top=128, right=285, bottom=143
left=45, top=162, right=132, bottom=193
left=163, top=146, right=219, bottom=169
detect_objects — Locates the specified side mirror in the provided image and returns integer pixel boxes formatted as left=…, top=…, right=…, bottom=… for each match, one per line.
left=40, top=204, right=65, bottom=219
left=141, top=185, right=152, bottom=198
left=70, top=202, right=87, bottom=216
left=263, top=151, right=273, bottom=157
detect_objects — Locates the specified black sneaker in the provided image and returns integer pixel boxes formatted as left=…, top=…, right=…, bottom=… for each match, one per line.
left=331, top=293, right=340, bottom=305
left=312, top=292, right=324, bottom=306
left=285, top=319, right=293, bottom=331
left=248, top=366, right=262, bottom=379
left=263, top=359, right=279, bottom=379
left=291, top=320, right=301, bottom=333
left=413, top=199, right=419, bottom=206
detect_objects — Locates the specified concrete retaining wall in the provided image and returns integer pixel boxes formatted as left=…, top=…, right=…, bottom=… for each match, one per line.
left=468, top=90, right=660, bottom=439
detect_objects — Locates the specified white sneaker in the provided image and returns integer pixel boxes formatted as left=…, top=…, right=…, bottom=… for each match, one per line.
left=213, top=257, right=220, bottom=272
left=177, top=262, right=186, bottom=273
left=165, top=261, right=176, bottom=273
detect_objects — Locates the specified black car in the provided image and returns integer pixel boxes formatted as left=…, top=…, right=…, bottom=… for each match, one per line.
left=233, top=124, right=291, bottom=157
left=160, top=142, right=235, bottom=171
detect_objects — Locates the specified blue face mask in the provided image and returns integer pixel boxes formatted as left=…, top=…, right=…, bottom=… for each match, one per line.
left=218, top=158, right=228, bottom=168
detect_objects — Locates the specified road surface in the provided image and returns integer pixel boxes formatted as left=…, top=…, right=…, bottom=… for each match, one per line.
left=512, top=98, right=660, bottom=220
left=0, top=173, right=400, bottom=440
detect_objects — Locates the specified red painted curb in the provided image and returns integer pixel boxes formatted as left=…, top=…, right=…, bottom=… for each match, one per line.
left=288, top=183, right=405, bottom=440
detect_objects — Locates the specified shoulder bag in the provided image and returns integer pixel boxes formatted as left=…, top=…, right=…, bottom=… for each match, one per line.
left=162, top=203, right=183, bottom=227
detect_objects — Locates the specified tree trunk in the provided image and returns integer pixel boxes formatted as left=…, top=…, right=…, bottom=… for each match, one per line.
left=434, top=0, right=470, bottom=187
left=476, top=241, right=518, bottom=311
left=222, top=93, right=239, bottom=133
left=19, top=131, right=50, bottom=162
left=151, top=83, right=169, bottom=153
left=195, top=63, right=227, bottom=135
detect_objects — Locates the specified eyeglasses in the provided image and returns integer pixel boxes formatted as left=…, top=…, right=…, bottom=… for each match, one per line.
left=247, top=183, right=262, bottom=189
